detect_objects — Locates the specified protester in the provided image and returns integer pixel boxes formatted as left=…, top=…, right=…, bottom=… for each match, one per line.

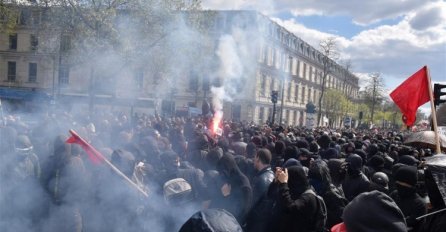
left=336, top=190, right=408, bottom=232
left=342, top=154, right=371, bottom=201
left=269, top=166, right=324, bottom=232
left=390, top=165, right=427, bottom=232
left=211, top=153, right=253, bottom=224
left=1, top=108, right=445, bottom=232
left=308, top=159, right=347, bottom=229
left=246, top=148, right=274, bottom=232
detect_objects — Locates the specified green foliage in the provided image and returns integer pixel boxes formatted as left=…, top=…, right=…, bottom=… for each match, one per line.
left=0, top=3, right=20, bottom=33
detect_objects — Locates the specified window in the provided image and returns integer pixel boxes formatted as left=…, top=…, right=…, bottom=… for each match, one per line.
left=60, top=35, right=71, bottom=52
left=259, top=107, right=264, bottom=123
left=300, top=111, right=304, bottom=126
left=30, top=34, right=38, bottom=51
left=271, top=78, right=275, bottom=91
left=271, top=48, right=275, bottom=66
left=309, top=66, right=313, bottom=82
left=294, top=110, right=298, bottom=125
left=286, top=110, right=290, bottom=124
left=313, top=89, right=317, bottom=103
left=20, top=9, right=30, bottom=25
left=303, top=63, right=307, bottom=79
left=296, top=60, right=300, bottom=76
left=59, top=65, right=70, bottom=85
left=31, top=11, right=40, bottom=25
left=9, top=34, right=17, bottom=50
left=260, top=74, right=266, bottom=96
left=28, top=63, right=37, bottom=82
left=314, top=70, right=318, bottom=83
left=134, top=69, right=143, bottom=89
left=7, top=62, right=16, bottom=82
left=294, top=84, right=299, bottom=102
left=202, top=77, right=210, bottom=91
left=308, top=88, right=312, bottom=103
left=188, top=71, right=198, bottom=91
left=301, top=86, right=306, bottom=104
left=287, top=82, right=292, bottom=101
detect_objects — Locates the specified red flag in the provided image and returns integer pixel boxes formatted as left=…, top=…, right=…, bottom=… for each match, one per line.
left=331, top=222, right=347, bottom=232
left=66, top=130, right=104, bottom=164
left=390, top=66, right=430, bottom=127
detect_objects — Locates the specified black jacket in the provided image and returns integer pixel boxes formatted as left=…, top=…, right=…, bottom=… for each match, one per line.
left=269, top=166, right=319, bottom=232
left=212, top=154, right=253, bottom=224
left=251, top=166, right=274, bottom=205
left=246, top=166, right=274, bottom=232
left=275, top=183, right=319, bottom=232
left=342, top=172, right=370, bottom=201
left=322, top=185, right=348, bottom=229
left=391, top=187, right=427, bottom=232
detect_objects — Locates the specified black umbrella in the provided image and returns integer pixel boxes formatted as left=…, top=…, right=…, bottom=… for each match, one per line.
left=418, top=154, right=446, bottom=220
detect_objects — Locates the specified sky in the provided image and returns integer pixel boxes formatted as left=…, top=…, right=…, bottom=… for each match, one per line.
left=201, top=0, right=446, bottom=115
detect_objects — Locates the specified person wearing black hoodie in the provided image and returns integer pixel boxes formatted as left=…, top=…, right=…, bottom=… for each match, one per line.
left=342, top=154, right=370, bottom=201
left=338, top=190, right=408, bottom=232
left=390, top=165, right=427, bottom=232
left=211, top=153, right=253, bottom=225
left=308, top=160, right=347, bottom=229
left=270, top=166, right=320, bottom=232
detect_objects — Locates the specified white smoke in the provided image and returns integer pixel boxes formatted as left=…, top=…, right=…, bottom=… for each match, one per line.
left=210, top=17, right=264, bottom=122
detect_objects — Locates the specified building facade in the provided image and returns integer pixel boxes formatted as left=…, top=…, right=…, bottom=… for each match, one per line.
left=0, top=8, right=359, bottom=126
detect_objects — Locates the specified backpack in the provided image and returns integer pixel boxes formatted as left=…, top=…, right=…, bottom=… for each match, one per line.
left=304, top=189, right=328, bottom=232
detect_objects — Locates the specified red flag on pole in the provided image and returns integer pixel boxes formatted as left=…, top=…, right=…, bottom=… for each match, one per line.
left=390, top=66, right=430, bottom=127
left=66, top=129, right=149, bottom=197
left=66, top=130, right=104, bottom=164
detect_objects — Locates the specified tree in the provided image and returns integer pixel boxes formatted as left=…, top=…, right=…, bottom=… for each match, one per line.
left=317, top=37, right=339, bottom=126
left=364, top=72, right=385, bottom=123
left=0, top=1, right=20, bottom=33
left=19, top=0, right=204, bottom=112
left=322, top=89, right=346, bottom=127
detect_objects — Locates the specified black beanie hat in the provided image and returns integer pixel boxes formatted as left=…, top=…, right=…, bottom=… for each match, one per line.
left=395, top=166, right=418, bottom=187
left=343, top=191, right=407, bottom=232
left=346, top=154, right=363, bottom=171
left=368, top=155, right=385, bottom=169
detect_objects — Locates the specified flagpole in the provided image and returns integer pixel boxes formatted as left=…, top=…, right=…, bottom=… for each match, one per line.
left=426, top=67, right=441, bottom=154
left=69, top=130, right=149, bottom=198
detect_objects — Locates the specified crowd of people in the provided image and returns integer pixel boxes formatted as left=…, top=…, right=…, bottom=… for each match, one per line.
left=0, top=109, right=445, bottom=232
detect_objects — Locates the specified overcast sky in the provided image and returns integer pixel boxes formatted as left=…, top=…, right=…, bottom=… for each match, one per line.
left=202, top=0, right=446, bottom=114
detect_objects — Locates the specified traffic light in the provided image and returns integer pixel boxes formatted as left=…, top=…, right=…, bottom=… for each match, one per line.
left=271, top=90, right=278, bottom=104
left=434, top=84, right=446, bottom=107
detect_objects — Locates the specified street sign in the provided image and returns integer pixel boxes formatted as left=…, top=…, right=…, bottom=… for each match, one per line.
left=306, top=102, right=316, bottom=114
left=306, top=113, right=315, bottom=129
left=344, top=116, right=351, bottom=128
left=439, top=126, right=446, bottom=137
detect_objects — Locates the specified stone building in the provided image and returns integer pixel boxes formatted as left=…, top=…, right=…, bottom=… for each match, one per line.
left=0, top=8, right=359, bottom=126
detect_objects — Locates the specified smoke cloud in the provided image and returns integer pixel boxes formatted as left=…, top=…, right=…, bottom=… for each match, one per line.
left=0, top=4, right=266, bottom=232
